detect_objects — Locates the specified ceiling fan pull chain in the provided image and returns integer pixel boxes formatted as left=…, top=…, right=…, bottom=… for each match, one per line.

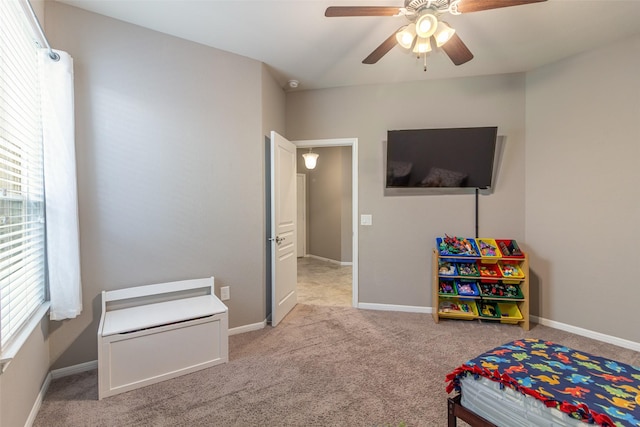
left=423, top=54, right=427, bottom=72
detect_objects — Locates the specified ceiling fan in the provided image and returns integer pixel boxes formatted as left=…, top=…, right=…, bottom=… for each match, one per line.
left=325, top=0, right=547, bottom=70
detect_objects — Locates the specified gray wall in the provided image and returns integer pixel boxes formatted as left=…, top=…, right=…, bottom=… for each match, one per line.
left=287, top=75, right=526, bottom=307
left=0, top=316, right=49, bottom=427
left=525, top=34, right=640, bottom=343
left=45, top=2, right=285, bottom=368
left=296, top=146, right=352, bottom=263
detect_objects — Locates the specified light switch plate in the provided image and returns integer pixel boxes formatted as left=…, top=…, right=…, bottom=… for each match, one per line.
left=360, top=214, right=372, bottom=226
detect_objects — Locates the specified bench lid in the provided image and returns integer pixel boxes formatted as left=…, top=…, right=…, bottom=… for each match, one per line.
left=101, top=295, right=227, bottom=336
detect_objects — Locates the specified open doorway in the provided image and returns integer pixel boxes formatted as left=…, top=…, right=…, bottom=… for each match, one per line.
left=296, top=169, right=351, bottom=306
left=297, top=257, right=352, bottom=306
left=294, top=138, right=358, bottom=307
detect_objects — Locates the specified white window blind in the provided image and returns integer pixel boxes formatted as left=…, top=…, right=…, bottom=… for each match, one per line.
left=0, top=0, right=47, bottom=350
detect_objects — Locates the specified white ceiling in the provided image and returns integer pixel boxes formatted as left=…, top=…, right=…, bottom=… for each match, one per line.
left=54, top=0, right=640, bottom=91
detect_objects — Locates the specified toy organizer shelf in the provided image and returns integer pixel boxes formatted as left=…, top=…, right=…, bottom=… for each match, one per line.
left=432, top=240, right=529, bottom=331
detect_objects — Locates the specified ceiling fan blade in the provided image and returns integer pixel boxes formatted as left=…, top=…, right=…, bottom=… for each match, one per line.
left=440, top=33, right=474, bottom=66
left=363, top=31, right=398, bottom=64
left=456, top=0, right=547, bottom=13
left=325, top=6, right=401, bottom=17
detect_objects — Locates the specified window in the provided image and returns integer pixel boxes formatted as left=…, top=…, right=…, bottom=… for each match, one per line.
left=0, top=0, right=47, bottom=351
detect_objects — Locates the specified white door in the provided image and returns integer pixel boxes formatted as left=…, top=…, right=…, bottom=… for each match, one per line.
left=270, top=131, right=297, bottom=326
left=296, top=173, right=306, bottom=257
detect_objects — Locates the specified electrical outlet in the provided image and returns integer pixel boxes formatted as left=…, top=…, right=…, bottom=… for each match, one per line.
left=220, top=286, right=230, bottom=301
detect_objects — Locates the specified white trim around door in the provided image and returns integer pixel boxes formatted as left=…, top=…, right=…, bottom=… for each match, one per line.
left=296, top=173, right=306, bottom=258
left=294, top=138, right=359, bottom=308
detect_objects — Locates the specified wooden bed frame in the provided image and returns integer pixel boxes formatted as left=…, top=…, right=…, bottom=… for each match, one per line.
left=448, top=394, right=497, bottom=427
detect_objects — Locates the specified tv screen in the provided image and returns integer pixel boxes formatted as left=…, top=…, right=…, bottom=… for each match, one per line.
left=385, top=127, right=498, bottom=194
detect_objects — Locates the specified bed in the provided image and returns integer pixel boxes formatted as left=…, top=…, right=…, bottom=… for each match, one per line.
left=446, top=338, right=640, bottom=427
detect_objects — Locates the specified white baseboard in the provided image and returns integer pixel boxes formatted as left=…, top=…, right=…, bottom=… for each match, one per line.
left=531, top=315, right=640, bottom=352
left=358, top=302, right=432, bottom=314
left=51, top=360, right=98, bottom=379
left=27, top=360, right=98, bottom=426
left=357, top=305, right=640, bottom=352
left=25, top=372, right=52, bottom=427
left=229, top=320, right=266, bottom=336
left=306, top=254, right=352, bottom=266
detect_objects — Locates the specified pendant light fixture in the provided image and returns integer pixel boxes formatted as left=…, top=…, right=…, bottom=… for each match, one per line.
left=302, top=148, right=319, bottom=169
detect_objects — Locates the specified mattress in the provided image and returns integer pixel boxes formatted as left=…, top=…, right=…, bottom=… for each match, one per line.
left=447, top=338, right=640, bottom=427
left=459, top=375, right=585, bottom=427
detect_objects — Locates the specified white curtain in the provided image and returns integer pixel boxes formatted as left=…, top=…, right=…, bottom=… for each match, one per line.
left=39, top=49, right=82, bottom=320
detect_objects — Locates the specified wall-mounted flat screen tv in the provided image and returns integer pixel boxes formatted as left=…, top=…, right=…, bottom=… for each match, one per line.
left=385, top=126, right=498, bottom=195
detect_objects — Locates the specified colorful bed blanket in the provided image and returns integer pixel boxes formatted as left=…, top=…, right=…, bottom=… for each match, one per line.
left=446, top=338, right=640, bottom=427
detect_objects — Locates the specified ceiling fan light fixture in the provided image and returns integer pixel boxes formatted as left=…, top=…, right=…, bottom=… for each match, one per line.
left=412, top=36, right=431, bottom=54
left=395, top=23, right=416, bottom=49
left=415, top=13, right=437, bottom=38
left=434, top=21, right=455, bottom=47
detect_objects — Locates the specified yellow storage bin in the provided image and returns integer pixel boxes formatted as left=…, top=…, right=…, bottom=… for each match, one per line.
left=498, top=261, right=525, bottom=279
left=498, top=303, right=523, bottom=324
left=438, top=299, right=478, bottom=320
left=476, top=238, right=502, bottom=263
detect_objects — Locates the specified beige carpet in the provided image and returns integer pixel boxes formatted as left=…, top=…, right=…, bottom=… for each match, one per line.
left=34, top=304, right=639, bottom=426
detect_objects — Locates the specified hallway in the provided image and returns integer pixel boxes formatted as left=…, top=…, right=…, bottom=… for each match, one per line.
left=297, top=257, right=352, bottom=307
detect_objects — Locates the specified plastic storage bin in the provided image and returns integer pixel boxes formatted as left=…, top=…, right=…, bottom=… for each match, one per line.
left=478, top=262, right=501, bottom=278
left=478, top=301, right=501, bottom=319
left=479, top=281, right=523, bottom=299
left=498, top=303, right=523, bottom=324
left=438, top=299, right=478, bottom=319
left=495, top=239, right=524, bottom=259
left=439, top=279, right=457, bottom=296
left=437, top=236, right=479, bottom=257
left=438, top=260, right=457, bottom=276
left=498, top=262, right=525, bottom=279
left=455, top=280, right=479, bottom=297
left=476, top=238, right=502, bottom=263
left=457, top=262, right=480, bottom=277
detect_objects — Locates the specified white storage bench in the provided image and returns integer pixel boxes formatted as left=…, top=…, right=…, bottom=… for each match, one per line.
left=97, top=277, right=228, bottom=399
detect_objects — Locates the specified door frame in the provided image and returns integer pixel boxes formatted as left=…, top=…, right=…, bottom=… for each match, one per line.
left=294, top=138, right=359, bottom=307
left=296, top=173, right=306, bottom=258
